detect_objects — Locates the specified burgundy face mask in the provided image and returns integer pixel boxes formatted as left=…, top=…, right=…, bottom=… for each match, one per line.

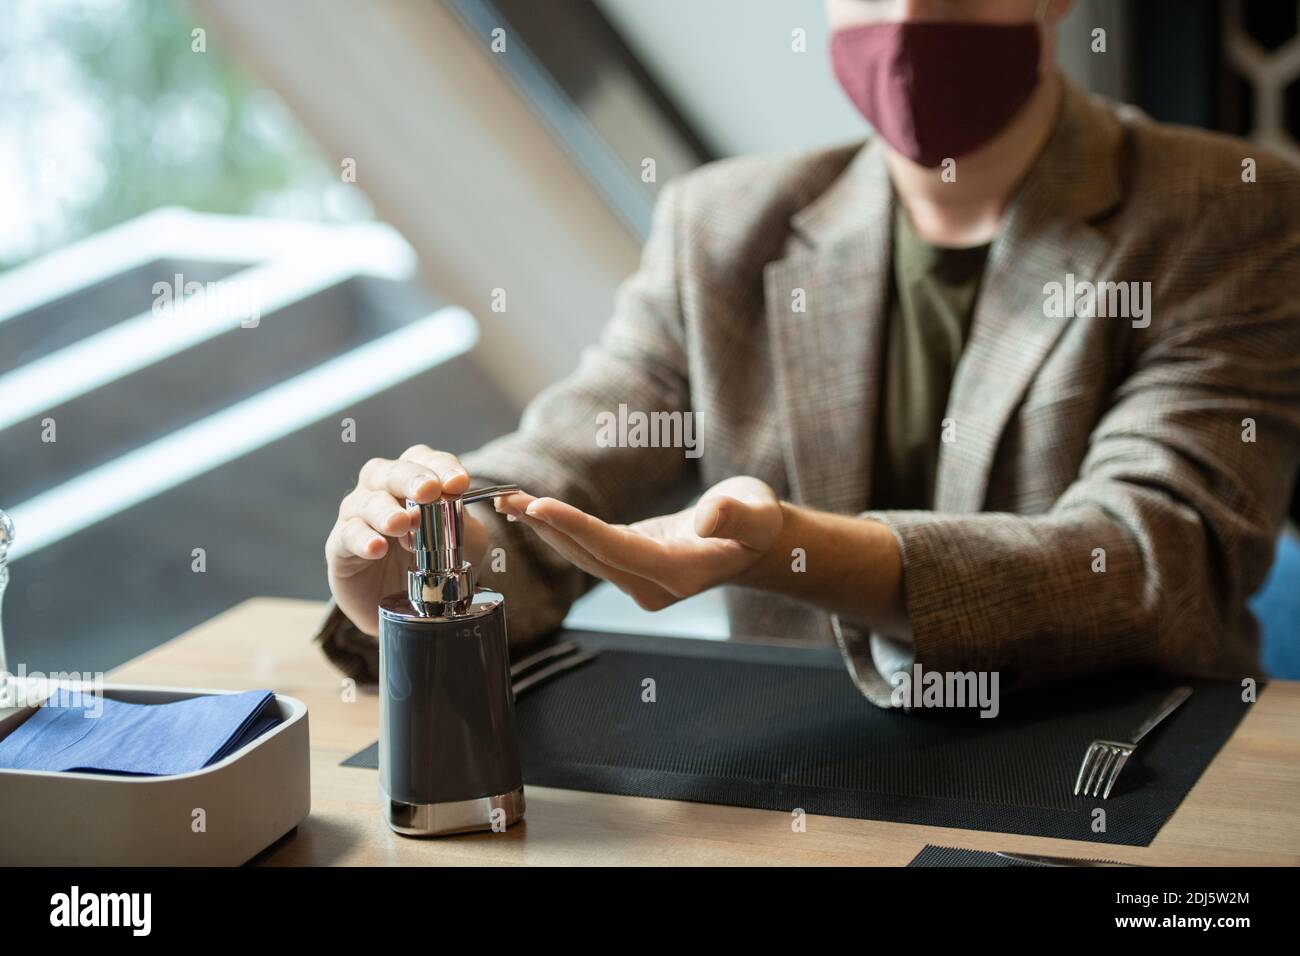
left=830, top=20, right=1042, bottom=168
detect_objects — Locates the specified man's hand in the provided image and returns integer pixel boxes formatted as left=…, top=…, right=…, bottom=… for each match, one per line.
left=500, top=476, right=908, bottom=634
left=325, top=445, right=491, bottom=636
left=496, top=476, right=784, bottom=611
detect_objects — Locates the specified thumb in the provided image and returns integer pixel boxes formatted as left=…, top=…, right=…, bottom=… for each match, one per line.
left=695, top=495, right=772, bottom=550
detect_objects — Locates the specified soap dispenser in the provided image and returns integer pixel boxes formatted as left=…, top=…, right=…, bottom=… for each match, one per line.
left=378, top=484, right=525, bottom=836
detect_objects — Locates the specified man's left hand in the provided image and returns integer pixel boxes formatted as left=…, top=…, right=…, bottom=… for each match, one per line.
left=496, top=476, right=783, bottom=611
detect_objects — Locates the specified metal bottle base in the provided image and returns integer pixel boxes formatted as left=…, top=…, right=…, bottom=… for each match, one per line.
left=383, top=785, right=526, bottom=837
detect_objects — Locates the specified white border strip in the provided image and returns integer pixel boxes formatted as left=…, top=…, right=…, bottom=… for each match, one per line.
left=0, top=208, right=416, bottom=325
left=0, top=249, right=414, bottom=433
left=7, top=307, right=479, bottom=561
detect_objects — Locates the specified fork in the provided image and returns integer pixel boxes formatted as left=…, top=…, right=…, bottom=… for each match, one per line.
left=1073, top=686, right=1193, bottom=799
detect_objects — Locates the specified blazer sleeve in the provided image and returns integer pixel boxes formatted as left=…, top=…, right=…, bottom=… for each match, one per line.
left=835, top=191, right=1300, bottom=697
left=315, top=181, right=695, bottom=678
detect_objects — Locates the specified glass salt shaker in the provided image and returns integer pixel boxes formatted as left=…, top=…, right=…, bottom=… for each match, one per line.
left=0, top=509, right=13, bottom=708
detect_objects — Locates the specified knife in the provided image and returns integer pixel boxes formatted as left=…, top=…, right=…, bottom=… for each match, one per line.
left=510, top=641, right=597, bottom=696
left=994, top=850, right=1138, bottom=867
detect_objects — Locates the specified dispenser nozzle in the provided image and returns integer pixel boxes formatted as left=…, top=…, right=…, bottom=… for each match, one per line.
left=407, top=484, right=519, bottom=612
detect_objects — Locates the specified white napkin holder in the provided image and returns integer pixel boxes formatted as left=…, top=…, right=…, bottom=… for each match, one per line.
left=0, top=682, right=310, bottom=866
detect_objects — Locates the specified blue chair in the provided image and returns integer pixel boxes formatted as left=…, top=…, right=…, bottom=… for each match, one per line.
left=1251, top=528, right=1300, bottom=679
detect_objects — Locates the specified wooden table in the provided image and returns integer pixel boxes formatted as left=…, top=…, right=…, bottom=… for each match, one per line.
left=108, top=598, right=1300, bottom=865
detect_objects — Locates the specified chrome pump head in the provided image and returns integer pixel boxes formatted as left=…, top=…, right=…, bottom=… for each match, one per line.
left=407, top=484, right=518, bottom=615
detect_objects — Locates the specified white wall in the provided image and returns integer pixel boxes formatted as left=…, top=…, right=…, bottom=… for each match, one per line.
left=594, top=0, right=863, bottom=157
left=195, top=0, right=646, bottom=410
left=595, top=0, right=1133, bottom=158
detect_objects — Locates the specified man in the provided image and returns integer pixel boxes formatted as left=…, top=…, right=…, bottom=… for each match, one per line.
left=320, top=0, right=1300, bottom=705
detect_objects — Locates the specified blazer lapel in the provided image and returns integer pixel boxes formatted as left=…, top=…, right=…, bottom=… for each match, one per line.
left=934, top=79, right=1123, bottom=513
left=765, top=141, right=894, bottom=515
left=764, top=78, right=1124, bottom=518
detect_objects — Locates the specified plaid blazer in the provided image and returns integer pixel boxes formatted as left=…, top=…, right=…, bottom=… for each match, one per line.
left=319, top=77, right=1300, bottom=706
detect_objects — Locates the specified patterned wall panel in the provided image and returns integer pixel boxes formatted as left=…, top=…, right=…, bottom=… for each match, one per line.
left=1223, top=0, right=1300, bottom=164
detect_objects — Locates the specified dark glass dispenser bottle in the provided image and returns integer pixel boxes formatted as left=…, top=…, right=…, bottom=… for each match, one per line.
left=378, top=484, right=524, bottom=836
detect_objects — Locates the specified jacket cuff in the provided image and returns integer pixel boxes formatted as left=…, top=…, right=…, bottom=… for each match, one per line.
left=830, top=614, right=898, bottom=707
left=313, top=599, right=379, bottom=684
left=829, top=513, right=922, bottom=708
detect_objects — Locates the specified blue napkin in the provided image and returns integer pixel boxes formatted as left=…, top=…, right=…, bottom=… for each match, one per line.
left=0, top=689, right=280, bottom=776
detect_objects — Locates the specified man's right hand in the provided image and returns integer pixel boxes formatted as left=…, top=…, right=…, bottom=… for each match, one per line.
left=325, top=445, right=488, bottom=636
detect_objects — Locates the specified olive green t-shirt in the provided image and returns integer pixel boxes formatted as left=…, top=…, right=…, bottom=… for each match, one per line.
left=869, top=204, right=991, bottom=511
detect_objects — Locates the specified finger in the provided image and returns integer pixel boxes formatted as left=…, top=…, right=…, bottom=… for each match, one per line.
left=399, top=446, right=471, bottom=497
left=365, top=459, right=443, bottom=504
left=358, top=457, right=421, bottom=500
left=494, top=490, right=537, bottom=520
left=516, top=513, right=619, bottom=579
left=337, top=487, right=366, bottom=520
left=524, top=497, right=667, bottom=577
left=516, top=514, right=676, bottom=610
left=525, top=518, right=677, bottom=611
left=358, top=490, right=413, bottom=537
left=359, top=449, right=470, bottom=504
left=328, top=517, right=388, bottom=562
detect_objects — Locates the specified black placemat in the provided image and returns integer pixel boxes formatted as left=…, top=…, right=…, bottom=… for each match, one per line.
left=343, top=630, right=1256, bottom=846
